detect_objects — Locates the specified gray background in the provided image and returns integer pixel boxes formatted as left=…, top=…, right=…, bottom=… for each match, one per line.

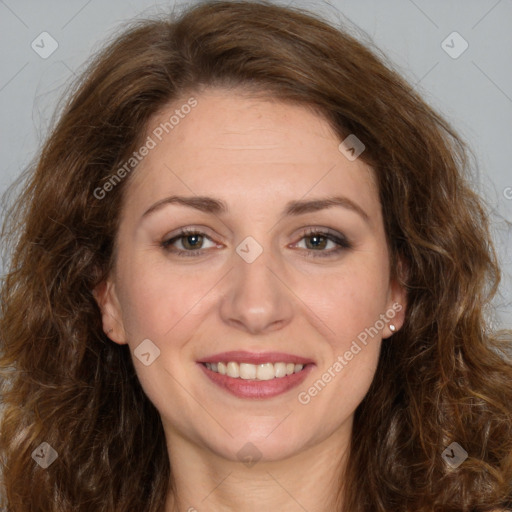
left=0, top=0, right=511, bottom=328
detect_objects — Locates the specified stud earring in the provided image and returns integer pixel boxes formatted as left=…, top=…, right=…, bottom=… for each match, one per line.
left=389, top=324, right=396, bottom=332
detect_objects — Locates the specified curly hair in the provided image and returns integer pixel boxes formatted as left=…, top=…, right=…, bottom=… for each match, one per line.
left=1, top=1, right=511, bottom=510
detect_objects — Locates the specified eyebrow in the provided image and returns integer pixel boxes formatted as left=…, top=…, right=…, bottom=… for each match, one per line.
left=141, top=194, right=370, bottom=223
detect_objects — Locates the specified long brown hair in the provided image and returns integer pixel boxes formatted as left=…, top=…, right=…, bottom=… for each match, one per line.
left=1, top=1, right=511, bottom=510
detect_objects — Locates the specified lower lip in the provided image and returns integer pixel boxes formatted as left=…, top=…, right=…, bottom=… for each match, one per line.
left=197, top=362, right=314, bottom=399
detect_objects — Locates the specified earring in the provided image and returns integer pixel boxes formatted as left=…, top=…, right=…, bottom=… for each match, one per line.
left=389, top=324, right=396, bottom=332
left=107, top=328, right=113, bottom=334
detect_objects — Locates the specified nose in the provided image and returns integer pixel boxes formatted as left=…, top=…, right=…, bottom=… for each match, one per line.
left=219, top=241, right=294, bottom=335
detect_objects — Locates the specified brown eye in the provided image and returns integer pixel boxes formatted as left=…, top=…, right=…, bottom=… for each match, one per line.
left=161, top=229, right=217, bottom=256
left=180, top=233, right=204, bottom=250
left=294, top=228, right=352, bottom=258
left=304, top=233, right=329, bottom=250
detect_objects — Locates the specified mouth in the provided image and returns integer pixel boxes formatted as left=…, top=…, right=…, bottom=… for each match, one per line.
left=197, top=351, right=315, bottom=399
left=202, top=361, right=307, bottom=380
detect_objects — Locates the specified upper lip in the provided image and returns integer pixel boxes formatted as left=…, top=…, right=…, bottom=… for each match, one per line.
left=198, top=351, right=314, bottom=365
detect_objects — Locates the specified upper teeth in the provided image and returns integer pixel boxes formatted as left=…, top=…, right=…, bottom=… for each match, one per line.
left=204, top=361, right=305, bottom=380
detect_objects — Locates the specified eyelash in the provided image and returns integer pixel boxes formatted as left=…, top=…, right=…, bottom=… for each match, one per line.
left=160, top=227, right=352, bottom=258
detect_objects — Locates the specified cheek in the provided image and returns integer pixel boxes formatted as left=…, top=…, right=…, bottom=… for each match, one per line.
left=299, top=262, right=390, bottom=346
left=295, top=267, right=387, bottom=417
left=115, top=254, right=222, bottom=342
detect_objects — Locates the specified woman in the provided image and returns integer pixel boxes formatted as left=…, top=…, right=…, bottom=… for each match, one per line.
left=1, top=1, right=511, bottom=510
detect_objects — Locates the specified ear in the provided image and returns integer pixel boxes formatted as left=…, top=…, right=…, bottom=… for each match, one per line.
left=93, top=278, right=128, bottom=345
left=383, top=257, right=408, bottom=339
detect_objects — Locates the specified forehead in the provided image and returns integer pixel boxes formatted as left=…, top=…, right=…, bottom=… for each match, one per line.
left=122, top=88, right=379, bottom=220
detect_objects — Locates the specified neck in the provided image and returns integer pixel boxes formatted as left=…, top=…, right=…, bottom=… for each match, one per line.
left=163, top=427, right=350, bottom=512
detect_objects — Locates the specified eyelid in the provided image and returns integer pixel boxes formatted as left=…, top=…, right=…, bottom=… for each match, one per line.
left=162, top=225, right=218, bottom=243
left=160, top=226, right=220, bottom=251
left=290, top=226, right=352, bottom=257
left=298, top=226, right=348, bottom=241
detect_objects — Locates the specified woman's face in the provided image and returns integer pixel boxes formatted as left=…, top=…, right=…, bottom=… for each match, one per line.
left=96, top=88, right=406, bottom=464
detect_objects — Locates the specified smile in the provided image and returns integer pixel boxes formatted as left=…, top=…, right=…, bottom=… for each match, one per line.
left=203, top=361, right=305, bottom=380
left=198, top=362, right=314, bottom=399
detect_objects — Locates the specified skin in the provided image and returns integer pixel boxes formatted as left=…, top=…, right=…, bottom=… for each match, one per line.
left=95, top=88, right=407, bottom=512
